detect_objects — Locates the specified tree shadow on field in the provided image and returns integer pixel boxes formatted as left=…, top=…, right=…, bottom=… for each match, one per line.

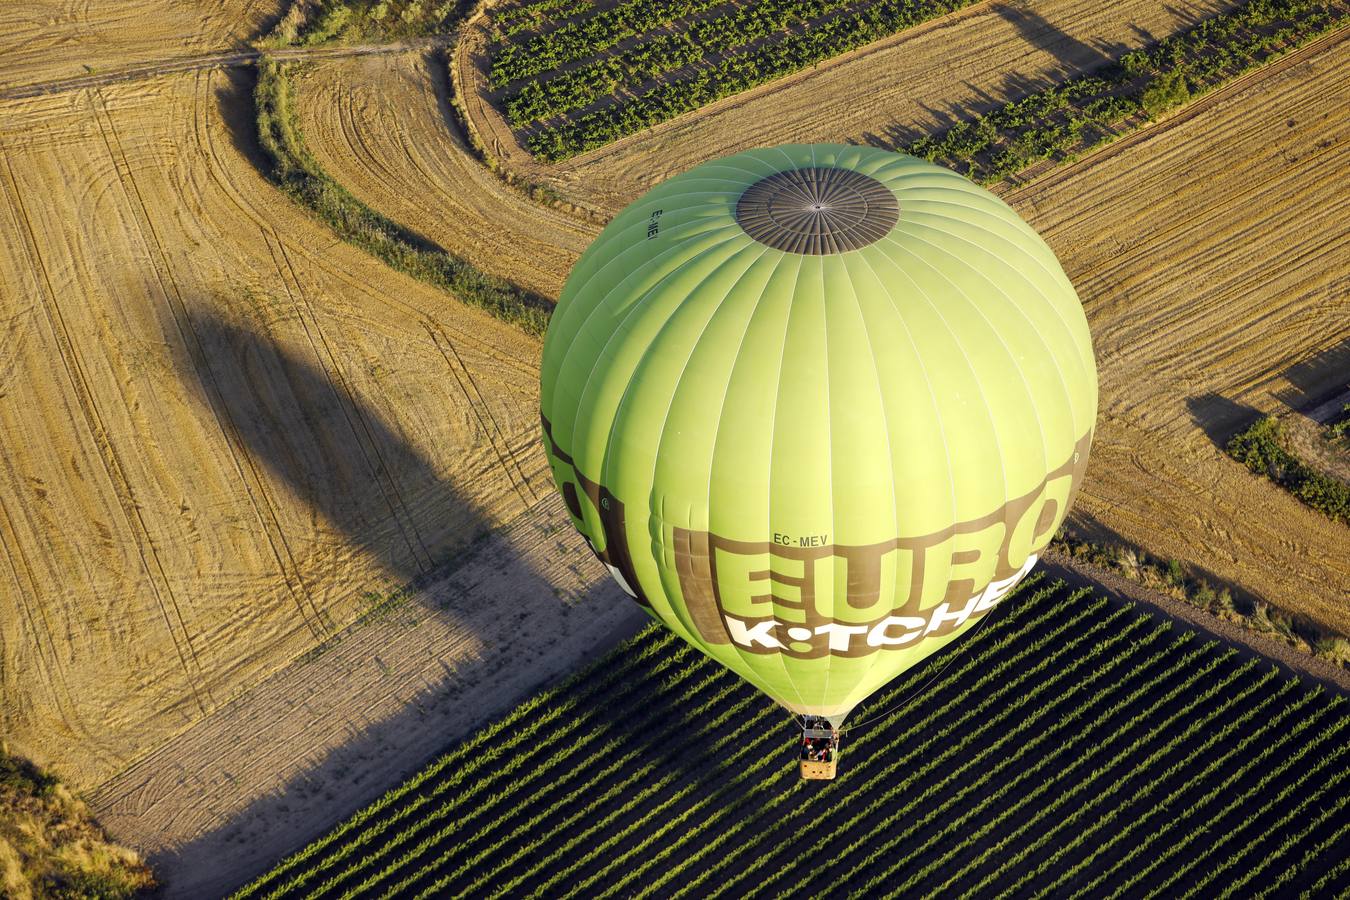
left=994, top=2, right=1129, bottom=75
left=1185, top=392, right=1263, bottom=451
left=1273, top=335, right=1350, bottom=414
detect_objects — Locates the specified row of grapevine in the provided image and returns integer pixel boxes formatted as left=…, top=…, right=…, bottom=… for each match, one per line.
left=905, top=0, right=1348, bottom=183
left=489, top=0, right=731, bottom=87
left=235, top=569, right=1349, bottom=898
left=523, top=0, right=978, bottom=161
left=502, top=0, right=875, bottom=126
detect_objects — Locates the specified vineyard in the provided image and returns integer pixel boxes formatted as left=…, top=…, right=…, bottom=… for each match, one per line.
left=233, top=573, right=1350, bottom=898
left=486, top=0, right=1350, bottom=162
left=487, top=0, right=985, bottom=161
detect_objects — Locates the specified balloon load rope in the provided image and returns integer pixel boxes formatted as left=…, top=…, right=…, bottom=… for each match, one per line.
left=839, top=606, right=1002, bottom=735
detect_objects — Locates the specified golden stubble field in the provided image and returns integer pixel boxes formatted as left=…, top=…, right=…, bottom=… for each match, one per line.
left=0, top=65, right=563, bottom=788
left=0, top=0, right=275, bottom=89
left=0, top=0, right=1345, bottom=887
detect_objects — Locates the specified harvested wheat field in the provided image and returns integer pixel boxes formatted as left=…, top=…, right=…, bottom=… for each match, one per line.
left=455, top=0, right=1242, bottom=211
left=0, top=0, right=280, bottom=91
left=0, top=68, right=561, bottom=790
left=1015, top=32, right=1350, bottom=636
left=293, top=52, right=594, bottom=299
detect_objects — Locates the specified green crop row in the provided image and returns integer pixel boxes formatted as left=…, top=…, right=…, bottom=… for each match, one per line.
left=1227, top=416, right=1350, bottom=524
left=489, top=0, right=731, bottom=87
left=503, top=0, right=870, bottom=126
left=240, top=570, right=1349, bottom=898
left=906, top=0, right=1347, bottom=183
left=525, top=0, right=978, bottom=160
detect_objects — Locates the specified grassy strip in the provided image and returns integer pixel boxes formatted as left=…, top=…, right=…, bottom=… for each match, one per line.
left=252, top=57, right=551, bottom=335
left=906, top=0, right=1348, bottom=183
left=0, top=746, right=155, bottom=898
left=1228, top=416, right=1350, bottom=524
left=1051, top=530, right=1350, bottom=669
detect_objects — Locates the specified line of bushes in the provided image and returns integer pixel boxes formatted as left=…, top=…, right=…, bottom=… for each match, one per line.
left=1051, top=532, right=1350, bottom=670
left=1227, top=416, right=1350, bottom=525
left=492, top=0, right=592, bottom=39
left=253, top=57, right=551, bottom=335
left=489, top=0, right=732, bottom=87
left=906, top=0, right=1347, bottom=183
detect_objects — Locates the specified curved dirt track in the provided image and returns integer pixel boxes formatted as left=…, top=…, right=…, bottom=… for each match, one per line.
left=295, top=52, right=595, bottom=299
left=456, top=0, right=1240, bottom=212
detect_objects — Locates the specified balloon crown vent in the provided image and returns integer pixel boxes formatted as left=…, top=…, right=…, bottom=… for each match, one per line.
left=735, top=167, right=898, bottom=255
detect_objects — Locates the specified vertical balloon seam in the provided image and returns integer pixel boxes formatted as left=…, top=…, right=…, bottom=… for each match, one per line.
left=701, top=244, right=818, bottom=716
left=653, top=240, right=778, bottom=652
left=876, top=228, right=1015, bottom=673
left=815, top=250, right=837, bottom=712
left=611, top=236, right=766, bottom=642
left=893, top=199, right=1091, bottom=398
left=560, top=220, right=746, bottom=454
left=808, top=140, right=839, bottom=716
left=858, top=238, right=961, bottom=614
left=879, top=221, right=1046, bottom=509
left=891, top=207, right=1088, bottom=450
left=904, top=197, right=1097, bottom=414
left=881, top=220, right=1046, bottom=634
left=563, top=226, right=747, bottom=576
left=842, top=247, right=912, bottom=716
left=758, top=250, right=821, bottom=716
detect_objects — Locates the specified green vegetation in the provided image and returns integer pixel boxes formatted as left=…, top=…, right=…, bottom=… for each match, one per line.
left=0, top=746, right=155, bottom=899
left=515, top=0, right=986, bottom=161
left=1051, top=532, right=1350, bottom=669
left=235, top=575, right=1350, bottom=897
left=1227, top=416, right=1350, bottom=525
left=252, top=58, right=550, bottom=335
left=1326, top=402, right=1350, bottom=443
left=907, top=0, right=1347, bottom=183
left=501, top=0, right=1345, bottom=164
left=262, top=0, right=464, bottom=46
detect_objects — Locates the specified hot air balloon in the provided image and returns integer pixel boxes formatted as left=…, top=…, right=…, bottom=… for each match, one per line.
left=540, top=144, right=1096, bottom=779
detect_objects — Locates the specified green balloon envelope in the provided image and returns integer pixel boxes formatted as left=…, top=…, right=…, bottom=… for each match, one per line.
left=541, top=144, right=1096, bottom=724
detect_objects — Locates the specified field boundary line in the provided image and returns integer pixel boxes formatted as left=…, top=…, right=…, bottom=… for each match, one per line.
left=0, top=37, right=456, bottom=102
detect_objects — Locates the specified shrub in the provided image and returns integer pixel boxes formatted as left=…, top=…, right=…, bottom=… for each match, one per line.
left=1141, top=68, right=1191, bottom=117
